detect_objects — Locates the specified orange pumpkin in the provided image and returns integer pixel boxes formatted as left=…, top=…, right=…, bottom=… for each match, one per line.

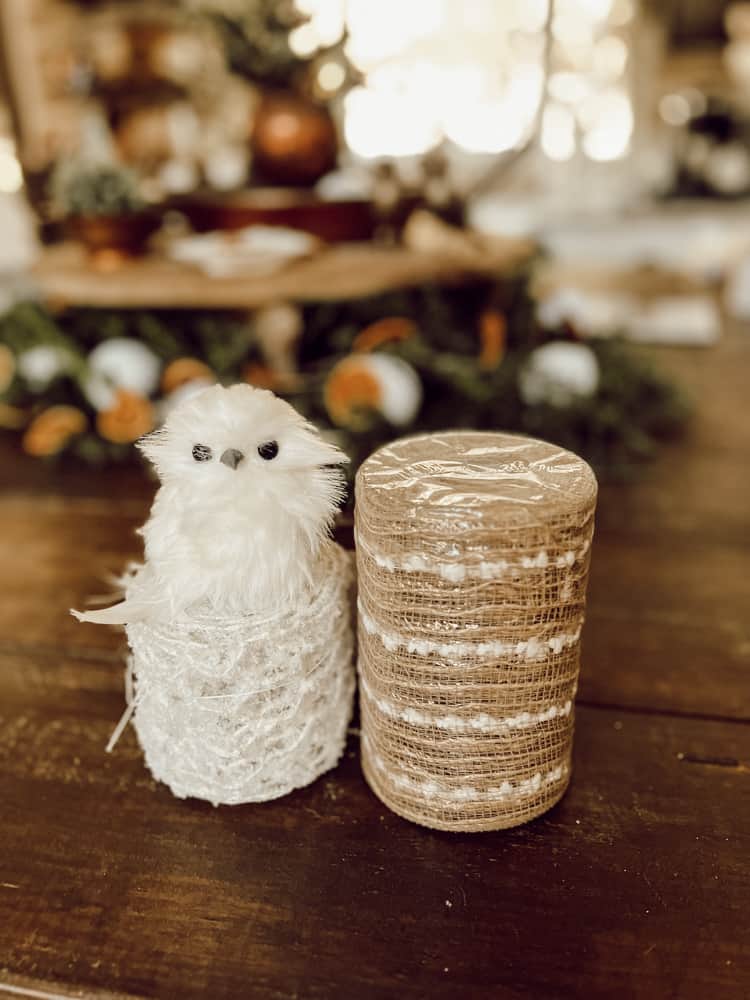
left=353, top=317, right=418, bottom=353
left=324, top=357, right=382, bottom=429
left=478, top=310, right=507, bottom=371
left=97, top=389, right=155, bottom=444
left=23, top=406, right=87, bottom=456
left=161, top=357, right=215, bottom=395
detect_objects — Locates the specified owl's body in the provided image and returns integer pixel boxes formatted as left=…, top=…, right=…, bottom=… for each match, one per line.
left=74, top=383, right=348, bottom=621
left=73, top=384, right=355, bottom=803
left=134, top=472, right=326, bottom=617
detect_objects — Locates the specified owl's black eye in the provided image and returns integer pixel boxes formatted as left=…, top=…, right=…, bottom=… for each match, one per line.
left=257, top=440, right=279, bottom=461
left=192, top=444, right=212, bottom=462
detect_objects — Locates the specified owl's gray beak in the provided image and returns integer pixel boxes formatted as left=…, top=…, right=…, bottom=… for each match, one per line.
left=220, top=448, right=244, bottom=470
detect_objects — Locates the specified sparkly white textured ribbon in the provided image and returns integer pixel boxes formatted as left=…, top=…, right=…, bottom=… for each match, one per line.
left=359, top=603, right=582, bottom=660
left=360, top=674, right=573, bottom=732
left=355, top=533, right=591, bottom=583
left=364, top=735, right=569, bottom=803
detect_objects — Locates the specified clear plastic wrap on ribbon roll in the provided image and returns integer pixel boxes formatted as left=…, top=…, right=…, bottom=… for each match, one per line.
left=355, top=431, right=598, bottom=832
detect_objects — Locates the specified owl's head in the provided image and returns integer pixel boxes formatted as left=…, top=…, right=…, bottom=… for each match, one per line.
left=139, top=384, right=349, bottom=548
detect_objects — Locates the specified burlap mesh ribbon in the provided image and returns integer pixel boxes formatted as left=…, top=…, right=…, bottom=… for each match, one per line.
left=355, top=432, right=597, bottom=832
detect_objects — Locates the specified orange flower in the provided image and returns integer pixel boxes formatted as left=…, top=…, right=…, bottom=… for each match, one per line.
left=324, top=357, right=382, bottom=429
left=22, top=405, right=87, bottom=456
left=161, top=357, right=215, bottom=395
left=97, top=389, right=155, bottom=444
left=0, top=344, right=15, bottom=393
left=478, top=310, right=507, bottom=371
left=353, top=317, right=417, bottom=352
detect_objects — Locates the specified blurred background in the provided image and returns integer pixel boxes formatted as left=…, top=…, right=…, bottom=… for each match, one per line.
left=0, top=0, right=747, bottom=477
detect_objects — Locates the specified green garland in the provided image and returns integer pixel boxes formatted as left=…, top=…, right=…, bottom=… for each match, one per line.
left=0, top=277, right=689, bottom=476
left=0, top=303, right=258, bottom=462
left=294, top=281, right=689, bottom=476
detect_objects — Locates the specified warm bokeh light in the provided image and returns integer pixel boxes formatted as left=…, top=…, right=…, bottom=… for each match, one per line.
left=581, top=87, right=633, bottom=160
left=303, top=0, right=550, bottom=159
left=547, top=0, right=635, bottom=162
left=514, top=0, right=551, bottom=34
left=541, top=103, right=576, bottom=160
left=592, top=34, right=628, bottom=78
left=0, top=140, right=22, bottom=193
left=295, top=0, right=636, bottom=164
left=548, top=71, right=591, bottom=104
left=295, top=0, right=346, bottom=46
left=288, top=22, right=320, bottom=58
left=317, top=60, right=346, bottom=93
left=576, top=0, right=614, bottom=22
left=609, top=0, right=635, bottom=26
left=343, top=86, right=441, bottom=158
left=658, top=93, right=692, bottom=127
left=444, top=64, right=545, bottom=154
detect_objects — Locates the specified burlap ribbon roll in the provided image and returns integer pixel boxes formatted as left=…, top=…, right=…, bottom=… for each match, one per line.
left=355, top=431, right=597, bottom=832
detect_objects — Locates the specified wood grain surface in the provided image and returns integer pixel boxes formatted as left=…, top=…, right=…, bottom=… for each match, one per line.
left=31, top=238, right=533, bottom=311
left=0, top=334, right=748, bottom=999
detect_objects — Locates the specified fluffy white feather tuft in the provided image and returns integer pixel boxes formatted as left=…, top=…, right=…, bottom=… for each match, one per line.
left=72, top=384, right=349, bottom=623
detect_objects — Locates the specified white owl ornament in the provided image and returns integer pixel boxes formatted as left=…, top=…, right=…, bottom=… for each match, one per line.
left=72, top=384, right=355, bottom=805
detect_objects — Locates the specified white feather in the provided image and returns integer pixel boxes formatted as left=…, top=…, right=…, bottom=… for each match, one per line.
left=72, top=384, right=349, bottom=624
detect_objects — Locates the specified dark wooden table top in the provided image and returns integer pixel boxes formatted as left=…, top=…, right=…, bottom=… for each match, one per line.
left=1, top=334, right=748, bottom=1000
